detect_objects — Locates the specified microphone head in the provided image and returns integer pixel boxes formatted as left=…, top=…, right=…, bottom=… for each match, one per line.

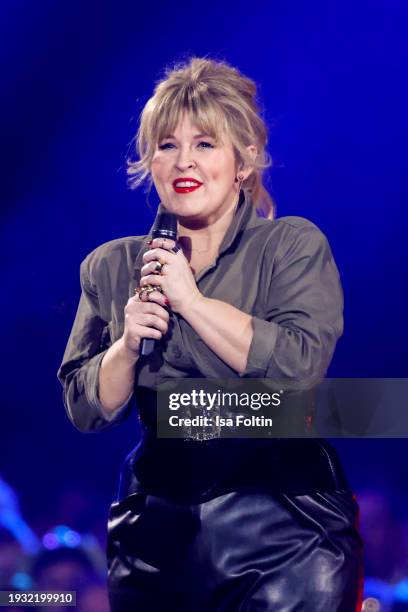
left=151, top=211, right=178, bottom=240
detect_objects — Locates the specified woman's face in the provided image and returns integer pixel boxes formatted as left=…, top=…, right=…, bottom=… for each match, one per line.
left=150, top=112, right=239, bottom=224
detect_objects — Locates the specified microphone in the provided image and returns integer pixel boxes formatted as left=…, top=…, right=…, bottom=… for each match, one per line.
left=140, top=210, right=178, bottom=357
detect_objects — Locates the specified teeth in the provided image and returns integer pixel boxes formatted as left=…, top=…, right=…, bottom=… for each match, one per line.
left=175, top=181, right=200, bottom=187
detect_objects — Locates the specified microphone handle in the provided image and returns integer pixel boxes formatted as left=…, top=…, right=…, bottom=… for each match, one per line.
left=140, top=337, right=155, bottom=357
left=139, top=211, right=177, bottom=357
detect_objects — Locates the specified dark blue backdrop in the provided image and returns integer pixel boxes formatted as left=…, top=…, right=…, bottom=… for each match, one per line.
left=1, top=0, right=407, bottom=524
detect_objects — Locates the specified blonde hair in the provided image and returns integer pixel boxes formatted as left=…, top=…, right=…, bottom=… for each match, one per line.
left=127, top=57, right=274, bottom=218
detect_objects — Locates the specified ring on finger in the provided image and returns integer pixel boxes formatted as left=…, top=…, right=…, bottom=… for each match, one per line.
left=145, top=285, right=157, bottom=296
left=154, top=260, right=164, bottom=274
left=141, top=285, right=163, bottom=298
left=139, top=286, right=154, bottom=300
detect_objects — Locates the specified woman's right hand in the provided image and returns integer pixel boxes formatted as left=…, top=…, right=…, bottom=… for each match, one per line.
left=122, top=290, right=169, bottom=355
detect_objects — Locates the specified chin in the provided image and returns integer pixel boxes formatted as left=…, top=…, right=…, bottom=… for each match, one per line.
left=165, top=200, right=203, bottom=217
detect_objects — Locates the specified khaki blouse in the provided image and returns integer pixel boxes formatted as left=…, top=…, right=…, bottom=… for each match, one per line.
left=57, top=192, right=347, bottom=499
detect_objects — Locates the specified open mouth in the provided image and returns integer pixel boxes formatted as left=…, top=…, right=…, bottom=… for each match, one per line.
left=172, top=178, right=203, bottom=194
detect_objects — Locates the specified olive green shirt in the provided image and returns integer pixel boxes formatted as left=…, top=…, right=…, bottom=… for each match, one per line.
left=57, top=192, right=343, bottom=436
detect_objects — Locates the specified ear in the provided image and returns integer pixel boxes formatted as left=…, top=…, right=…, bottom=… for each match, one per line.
left=240, top=145, right=258, bottom=180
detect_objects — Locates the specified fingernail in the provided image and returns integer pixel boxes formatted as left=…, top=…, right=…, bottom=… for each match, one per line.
left=164, top=298, right=170, bottom=306
left=146, top=239, right=153, bottom=245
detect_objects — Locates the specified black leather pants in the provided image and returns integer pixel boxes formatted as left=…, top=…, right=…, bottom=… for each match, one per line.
left=107, top=488, right=364, bottom=611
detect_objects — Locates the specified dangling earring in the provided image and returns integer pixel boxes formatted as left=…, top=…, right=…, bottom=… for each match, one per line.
left=236, top=172, right=245, bottom=195
left=234, top=172, right=245, bottom=215
left=236, top=172, right=245, bottom=185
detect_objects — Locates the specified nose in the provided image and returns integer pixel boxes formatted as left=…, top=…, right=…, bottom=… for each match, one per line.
left=175, top=145, right=196, bottom=171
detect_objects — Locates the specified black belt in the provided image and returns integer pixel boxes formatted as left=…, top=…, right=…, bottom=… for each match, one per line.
left=118, top=436, right=350, bottom=504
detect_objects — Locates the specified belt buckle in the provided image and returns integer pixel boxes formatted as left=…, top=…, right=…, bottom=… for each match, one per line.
left=182, top=404, right=222, bottom=441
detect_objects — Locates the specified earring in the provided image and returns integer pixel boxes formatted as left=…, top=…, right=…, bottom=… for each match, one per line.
left=233, top=172, right=245, bottom=216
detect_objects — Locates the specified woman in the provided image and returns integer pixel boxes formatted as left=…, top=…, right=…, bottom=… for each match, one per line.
left=58, top=57, right=363, bottom=611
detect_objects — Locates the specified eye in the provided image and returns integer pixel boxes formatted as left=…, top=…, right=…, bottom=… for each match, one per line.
left=158, top=142, right=175, bottom=150
left=197, top=141, right=214, bottom=149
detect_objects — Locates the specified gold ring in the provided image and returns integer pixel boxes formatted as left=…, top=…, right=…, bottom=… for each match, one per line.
left=140, top=286, right=155, bottom=300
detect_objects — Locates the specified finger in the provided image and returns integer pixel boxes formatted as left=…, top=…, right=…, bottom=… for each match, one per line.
left=126, top=295, right=169, bottom=318
left=139, top=287, right=160, bottom=303
left=125, top=312, right=168, bottom=337
left=142, top=248, right=173, bottom=265
left=139, top=294, right=170, bottom=318
left=140, top=313, right=168, bottom=334
left=150, top=237, right=176, bottom=251
left=133, top=324, right=162, bottom=341
left=141, top=260, right=166, bottom=276
left=140, top=275, right=164, bottom=289
left=131, top=291, right=143, bottom=305
left=140, top=289, right=168, bottom=309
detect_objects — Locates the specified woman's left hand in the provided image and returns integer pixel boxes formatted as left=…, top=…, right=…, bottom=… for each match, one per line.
left=140, top=237, right=202, bottom=315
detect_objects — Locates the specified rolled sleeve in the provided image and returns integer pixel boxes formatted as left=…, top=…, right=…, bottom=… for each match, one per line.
left=57, top=257, right=133, bottom=432
left=243, top=318, right=279, bottom=377
left=241, top=222, right=344, bottom=382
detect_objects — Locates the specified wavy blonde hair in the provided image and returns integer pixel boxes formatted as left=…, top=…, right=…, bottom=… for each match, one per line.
left=127, top=56, right=274, bottom=218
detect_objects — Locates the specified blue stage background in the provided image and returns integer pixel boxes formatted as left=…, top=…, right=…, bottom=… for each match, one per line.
left=1, top=0, right=407, bottom=528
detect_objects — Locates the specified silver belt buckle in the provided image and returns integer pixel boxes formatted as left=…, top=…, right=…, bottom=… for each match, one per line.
left=182, top=404, right=222, bottom=441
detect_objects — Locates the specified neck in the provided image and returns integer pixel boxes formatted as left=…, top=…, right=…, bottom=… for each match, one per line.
left=177, top=191, right=240, bottom=254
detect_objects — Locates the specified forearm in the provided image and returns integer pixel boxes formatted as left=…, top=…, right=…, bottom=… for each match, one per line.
left=98, top=336, right=139, bottom=414
left=180, top=296, right=254, bottom=375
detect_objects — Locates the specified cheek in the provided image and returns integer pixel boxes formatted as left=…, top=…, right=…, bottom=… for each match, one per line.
left=151, top=156, right=169, bottom=181
left=207, top=155, right=236, bottom=184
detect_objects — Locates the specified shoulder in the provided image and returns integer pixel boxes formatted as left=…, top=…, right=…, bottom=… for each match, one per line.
left=80, top=235, right=146, bottom=288
left=273, top=215, right=322, bottom=232
left=251, top=213, right=324, bottom=236
left=251, top=214, right=330, bottom=256
left=274, top=216, right=329, bottom=249
left=269, top=217, right=338, bottom=280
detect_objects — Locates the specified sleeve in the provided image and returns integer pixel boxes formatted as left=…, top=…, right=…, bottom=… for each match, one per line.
left=241, top=223, right=344, bottom=384
left=57, top=255, right=133, bottom=432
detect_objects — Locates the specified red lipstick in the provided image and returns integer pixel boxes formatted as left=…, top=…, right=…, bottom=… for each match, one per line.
left=172, top=177, right=203, bottom=194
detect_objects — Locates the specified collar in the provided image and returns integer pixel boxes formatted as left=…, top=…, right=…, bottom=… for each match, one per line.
left=133, top=189, right=258, bottom=273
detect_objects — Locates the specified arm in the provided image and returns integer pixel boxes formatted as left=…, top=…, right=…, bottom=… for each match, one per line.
left=98, top=337, right=139, bottom=414
left=58, top=250, right=169, bottom=432
left=98, top=295, right=169, bottom=413
left=57, top=257, right=134, bottom=432
left=179, top=297, right=253, bottom=375
left=141, top=225, right=343, bottom=382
